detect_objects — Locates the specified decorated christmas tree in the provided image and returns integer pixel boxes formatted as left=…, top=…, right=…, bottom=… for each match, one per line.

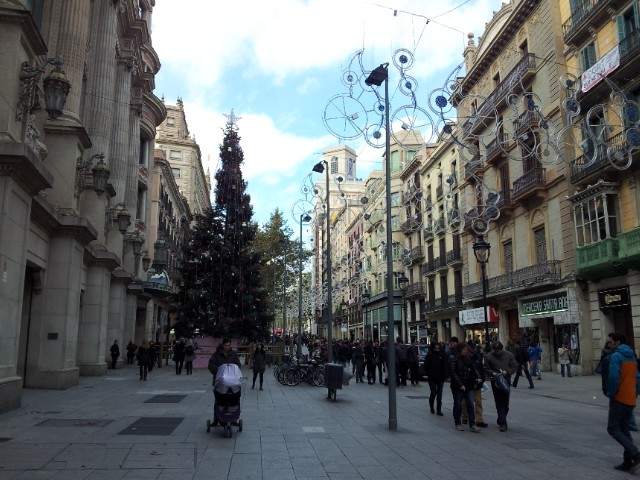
left=179, top=111, right=271, bottom=339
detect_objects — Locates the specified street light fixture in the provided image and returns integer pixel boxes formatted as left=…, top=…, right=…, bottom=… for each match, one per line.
left=365, top=61, right=399, bottom=431
left=297, top=212, right=312, bottom=359
left=473, top=236, right=492, bottom=347
left=311, top=159, right=333, bottom=363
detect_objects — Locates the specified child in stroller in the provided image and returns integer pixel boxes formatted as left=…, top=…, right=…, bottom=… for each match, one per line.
left=207, top=340, right=243, bottom=437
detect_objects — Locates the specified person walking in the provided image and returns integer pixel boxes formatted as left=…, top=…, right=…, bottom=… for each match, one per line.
left=449, top=343, right=481, bottom=432
left=353, top=342, right=365, bottom=383
left=408, top=342, right=420, bottom=386
left=375, top=341, right=385, bottom=384
left=605, top=332, right=640, bottom=471
left=174, top=339, right=186, bottom=375
left=424, top=342, right=447, bottom=416
left=208, top=338, right=241, bottom=380
left=364, top=341, right=376, bottom=384
left=109, top=340, right=120, bottom=369
left=126, top=341, right=136, bottom=365
left=558, top=344, right=572, bottom=377
left=462, top=342, right=488, bottom=428
left=528, top=342, right=543, bottom=380
left=485, top=341, right=518, bottom=431
left=136, top=341, right=150, bottom=381
left=396, top=338, right=408, bottom=386
left=252, top=343, right=266, bottom=390
left=184, top=340, right=195, bottom=375
left=512, top=341, right=534, bottom=389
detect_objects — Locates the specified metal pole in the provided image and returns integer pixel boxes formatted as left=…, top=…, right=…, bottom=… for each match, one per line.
left=325, top=163, right=333, bottom=363
left=383, top=68, right=397, bottom=431
left=283, top=250, right=287, bottom=336
left=481, top=261, right=489, bottom=346
left=297, top=214, right=304, bottom=359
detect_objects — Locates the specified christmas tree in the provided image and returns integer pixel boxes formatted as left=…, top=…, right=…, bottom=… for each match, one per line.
left=179, top=111, right=271, bottom=339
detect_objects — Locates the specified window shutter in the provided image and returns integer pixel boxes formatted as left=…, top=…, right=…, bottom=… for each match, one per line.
left=617, top=14, right=626, bottom=41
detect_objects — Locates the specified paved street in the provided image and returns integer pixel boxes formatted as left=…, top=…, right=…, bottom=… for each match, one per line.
left=0, top=365, right=635, bottom=480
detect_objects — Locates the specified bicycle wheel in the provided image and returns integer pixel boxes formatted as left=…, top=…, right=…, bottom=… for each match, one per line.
left=312, top=368, right=325, bottom=387
left=277, top=368, right=287, bottom=385
left=285, top=368, right=301, bottom=386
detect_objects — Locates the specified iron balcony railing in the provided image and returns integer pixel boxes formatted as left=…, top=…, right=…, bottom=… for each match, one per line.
left=570, top=132, right=627, bottom=184
left=513, top=110, right=540, bottom=134
left=406, top=282, right=425, bottom=299
left=562, top=0, right=613, bottom=45
left=409, top=245, right=424, bottom=264
left=464, top=157, right=484, bottom=180
left=513, top=166, right=545, bottom=200
left=485, top=133, right=509, bottom=163
left=421, top=258, right=436, bottom=276
left=621, top=30, right=640, bottom=60
left=496, top=189, right=513, bottom=210
left=463, top=260, right=561, bottom=300
left=423, top=295, right=463, bottom=313
left=446, top=248, right=462, bottom=265
left=463, top=54, right=537, bottom=135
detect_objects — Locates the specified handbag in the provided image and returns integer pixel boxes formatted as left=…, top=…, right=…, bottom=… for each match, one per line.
left=493, top=372, right=510, bottom=393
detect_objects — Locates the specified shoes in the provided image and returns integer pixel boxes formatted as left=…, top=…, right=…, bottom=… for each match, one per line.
left=462, top=420, right=468, bottom=425
left=614, top=461, right=632, bottom=471
left=499, top=425, right=507, bottom=432
left=252, top=385, right=255, bottom=390
left=469, top=426, right=481, bottom=433
left=437, top=411, right=444, bottom=416
left=476, top=422, right=488, bottom=428
left=260, top=387, right=263, bottom=391
left=529, top=386, right=534, bottom=389
left=629, top=454, right=640, bottom=472
left=537, top=377, right=542, bottom=380
left=455, top=424, right=464, bottom=431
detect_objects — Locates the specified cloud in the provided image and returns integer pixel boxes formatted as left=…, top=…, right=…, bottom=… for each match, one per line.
left=153, top=0, right=502, bottom=92
left=296, top=77, right=319, bottom=95
left=182, top=102, right=332, bottom=182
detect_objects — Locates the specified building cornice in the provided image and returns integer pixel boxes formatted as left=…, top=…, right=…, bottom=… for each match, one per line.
left=0, top=4, right=47, bottom=57
left=0, top=142, right=53, bottom=195
left=154, top=152, right=192, bottom=221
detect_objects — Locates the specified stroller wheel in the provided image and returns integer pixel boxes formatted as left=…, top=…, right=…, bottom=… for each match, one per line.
left=238, top=419, right=243, bottom=432
left=206, top=420, right=211, bottom=433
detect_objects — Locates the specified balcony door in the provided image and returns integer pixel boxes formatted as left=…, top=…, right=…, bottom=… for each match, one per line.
left=534, top=227, right=547, bottom=264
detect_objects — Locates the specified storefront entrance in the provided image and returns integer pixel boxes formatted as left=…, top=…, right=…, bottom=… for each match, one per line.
left=600, top=287, right=634, bottom=351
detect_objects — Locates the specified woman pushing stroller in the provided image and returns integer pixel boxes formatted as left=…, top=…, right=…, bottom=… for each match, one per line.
left=207, top=338, right=243, bottom=437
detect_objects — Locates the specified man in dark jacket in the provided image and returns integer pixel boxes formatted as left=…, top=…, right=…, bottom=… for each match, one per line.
left=407, top=343, right=420, bottom=386
left=462, top=342, right=488, bottom=428
left=512, top=341, right=534, bottom=389
left=110, top=340, right=120, bottom=369
left=424, top=342, right=447, bottom=415
left=364, top=341, right=376, bottom=384
left=208, top=338, right=241, bottom=383
left=485, top=342, right=518, bottom=431
left=375, top=341, right=384, bottom=384
left=174, top=339, right=186, bottom=375
left=449, top=343, right=481, bottom=432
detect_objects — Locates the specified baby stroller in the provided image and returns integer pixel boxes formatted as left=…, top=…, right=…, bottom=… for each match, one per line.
left=206, top=363, right=243, bottom=438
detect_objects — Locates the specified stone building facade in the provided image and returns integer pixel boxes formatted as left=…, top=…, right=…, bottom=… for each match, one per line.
left=155, top=101, right=211, bottom=216
left=454, top=0, right=589, bottom=373
left=0, top=0, right=165, bottom=412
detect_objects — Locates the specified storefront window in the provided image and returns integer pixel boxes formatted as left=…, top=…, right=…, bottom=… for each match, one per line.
left=573, top=191, right=618, bottom=247
left=554, top=324, right=580, bottom=365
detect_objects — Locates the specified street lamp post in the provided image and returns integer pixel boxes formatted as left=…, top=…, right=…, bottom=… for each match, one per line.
left=398, top=273, right=409, bottom=342
left=362, top=289, right=370, bottom=340
left=312, top=160, right=333, bottom=363
left=298, top=213, right=312, bottom=359
left=473, top=236, right=492, bottom=348
left=365, top=63, right=398, bottom=431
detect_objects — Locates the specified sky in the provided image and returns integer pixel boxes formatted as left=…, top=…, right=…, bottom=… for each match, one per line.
left=152, top=0, right=504, bottom=233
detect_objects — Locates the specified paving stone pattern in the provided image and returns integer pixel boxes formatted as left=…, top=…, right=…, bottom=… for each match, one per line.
left=0, top=365, right=635, bottom=479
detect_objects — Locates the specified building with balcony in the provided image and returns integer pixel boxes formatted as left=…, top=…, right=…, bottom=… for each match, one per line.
left=359, top=141, right=411, bottom=341
left=454, top=0, right=588, bottom=372
left=142, top=150, right=191, bottom=344
left=311, top=145, right=364, bottom=336
left=0, top=1, right=166, bottom=412
left=413, top=137, right=465, bottom=343
left=155, top=101, right=211, bottom=216
left=560, top=0, right=640, bottom=368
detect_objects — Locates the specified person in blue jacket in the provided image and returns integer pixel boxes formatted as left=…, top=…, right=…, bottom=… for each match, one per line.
left=528, top=343, right=542, bottom=380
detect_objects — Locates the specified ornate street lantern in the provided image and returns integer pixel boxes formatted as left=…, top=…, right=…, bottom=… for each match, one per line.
left=142, top=252, right=151, bottom=271
left=116, top=206, right=131, bottom=234
left=91, top=155, right=110, bottom=195
left=42, top=62, right=71, bottom=119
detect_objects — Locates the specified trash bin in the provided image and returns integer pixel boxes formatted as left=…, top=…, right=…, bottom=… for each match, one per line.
left=325, top=363, right=343, bottom=401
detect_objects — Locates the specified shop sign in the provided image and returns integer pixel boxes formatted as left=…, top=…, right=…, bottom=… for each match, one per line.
left=520, top=292, right=568, bottom=316
left=599, top=287, right=630, bottom=309
left=581, top=46, right=620, bottom=93
left=458, top=306, right=498, bottom=325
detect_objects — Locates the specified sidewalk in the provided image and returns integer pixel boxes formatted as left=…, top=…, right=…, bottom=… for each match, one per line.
left=0, top=365, right=631, bottom=480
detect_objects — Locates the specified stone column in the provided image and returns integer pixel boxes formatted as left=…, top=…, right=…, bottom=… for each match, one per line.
left=107, top=272, right=129, bottom=364
left=126, top=101, right=142, bottom=224
left=55, top=0, right=91, bottom=122
left=145, top=299, right=156, bottom=341
left=77, top=264, right=111, bottom=376
left=80, top=0, right=119, bottom=246
left=26, top=234, right=84, bottom=389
